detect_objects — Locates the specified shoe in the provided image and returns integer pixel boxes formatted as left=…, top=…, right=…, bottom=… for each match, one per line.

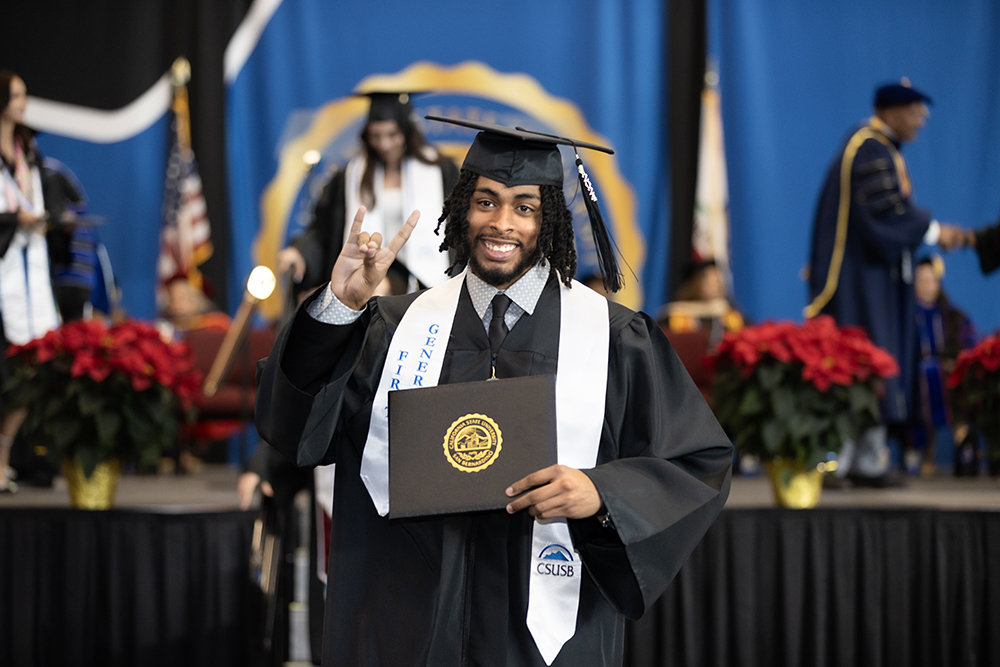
left=3, top=467, right=15, bottom=482
left=0, top=479, right=18, bottom=494
left=848, top=472, right=907, bottom=489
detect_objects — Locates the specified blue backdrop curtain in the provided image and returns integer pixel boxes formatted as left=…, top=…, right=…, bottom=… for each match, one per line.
left=712, top=0, right=1000, bottom=333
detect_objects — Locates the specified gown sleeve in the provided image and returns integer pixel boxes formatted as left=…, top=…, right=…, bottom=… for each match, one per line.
left=974, top=220, right=1000, bottom=275
left=849, top=139, right=932, bottom=264
left=571, top=308, right=733, bottom=619
left=255, top=290, right=382, bottom=467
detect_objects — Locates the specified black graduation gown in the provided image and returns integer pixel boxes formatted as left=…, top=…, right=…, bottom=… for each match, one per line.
left=255, top=276, right=733, bottom=667
left=974, top=220, right=1000, bottom=275
left=808, top=123, right=932, bottom=423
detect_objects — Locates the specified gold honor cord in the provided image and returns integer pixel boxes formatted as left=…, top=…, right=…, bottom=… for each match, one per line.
left=804, top=124, right=906, bottom=318
left=868, top=117, right=911, bottom=197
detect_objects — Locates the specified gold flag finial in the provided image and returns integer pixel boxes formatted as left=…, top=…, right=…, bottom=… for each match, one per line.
left=171, top=57, right=191, bottom=87
left=900, top=76, right=911, bottom=87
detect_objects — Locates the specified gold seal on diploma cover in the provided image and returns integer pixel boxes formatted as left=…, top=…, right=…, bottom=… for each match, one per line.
left=443, top=414, right=503, bottom=472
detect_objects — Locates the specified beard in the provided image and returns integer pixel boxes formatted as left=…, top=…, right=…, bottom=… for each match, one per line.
left=467, top=234, right=543, bottom=288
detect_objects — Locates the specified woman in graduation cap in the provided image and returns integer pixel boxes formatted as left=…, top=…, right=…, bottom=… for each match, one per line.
left=257, top=117, right=731, bottom=666
left=0, top=71, right=60, bottom=493
left=277, top=92, right=459, bottom=300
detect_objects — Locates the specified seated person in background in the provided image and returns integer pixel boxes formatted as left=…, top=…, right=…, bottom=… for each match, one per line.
left=659, top=258, right=744, bottom=345
left=158, top=275, right=230, bottom=338
left=911, top=256, right=978, bottom=476
left=156, top=276, right=231, bottom=473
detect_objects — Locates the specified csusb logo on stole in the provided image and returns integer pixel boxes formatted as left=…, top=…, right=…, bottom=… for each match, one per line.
left=536, top=544, right=575, bottom=577
left=443, top=414, right=503, bottom=472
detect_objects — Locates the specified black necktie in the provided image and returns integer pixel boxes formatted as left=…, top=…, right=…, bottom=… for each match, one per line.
left=489, top=293, right=512, bottom=358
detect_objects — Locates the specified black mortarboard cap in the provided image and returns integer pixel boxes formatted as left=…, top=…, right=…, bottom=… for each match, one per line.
left=358, top=91, right=420, bottom=125
left=425, top=115, right=623, bottom=291
left=874, top=78, right=933, bottom=109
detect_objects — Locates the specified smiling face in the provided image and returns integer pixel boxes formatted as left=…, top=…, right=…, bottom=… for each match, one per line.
left=364, top=119, right=406, bottom=169
left=465, top=176, right=543, bottom=289
left=2, top=76, right=27, bottom=125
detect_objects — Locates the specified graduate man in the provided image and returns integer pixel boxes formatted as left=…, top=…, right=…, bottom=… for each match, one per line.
left=256, top=118, right=732, bottom=666
left=806, top=79, right=965, bottom=486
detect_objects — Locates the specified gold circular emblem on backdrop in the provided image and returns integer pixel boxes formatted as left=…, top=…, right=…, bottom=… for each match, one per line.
left=443, top=413, right=503, bottom=473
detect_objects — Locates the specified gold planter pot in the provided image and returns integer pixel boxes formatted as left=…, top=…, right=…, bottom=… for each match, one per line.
left=63, top=458, right=122, bottom=510
left=764, top=459, right=823, bottom=509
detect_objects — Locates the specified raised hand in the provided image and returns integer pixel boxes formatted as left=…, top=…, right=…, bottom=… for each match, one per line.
left=330, top=206, right=420, bottom=310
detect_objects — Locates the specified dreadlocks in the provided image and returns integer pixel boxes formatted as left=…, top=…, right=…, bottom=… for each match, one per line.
left=436, top=170, right=578, bottom=287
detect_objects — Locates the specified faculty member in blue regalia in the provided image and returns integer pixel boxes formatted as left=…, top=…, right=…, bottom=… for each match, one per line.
left=806, top=79, right=965, bottom=486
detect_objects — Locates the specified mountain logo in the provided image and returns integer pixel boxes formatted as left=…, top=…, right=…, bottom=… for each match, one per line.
left=538, top=544, right=574, bottom=562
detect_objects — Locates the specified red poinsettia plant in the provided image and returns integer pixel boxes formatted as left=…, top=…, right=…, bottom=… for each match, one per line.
left=705, top=315, right=899, bottom=466
left=5, top=319, right=203, bottom=478
left=947, top=333, right=1000, bottom=457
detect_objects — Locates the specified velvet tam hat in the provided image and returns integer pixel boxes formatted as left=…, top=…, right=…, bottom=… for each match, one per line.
left=874, top=78, right=933, bottom=109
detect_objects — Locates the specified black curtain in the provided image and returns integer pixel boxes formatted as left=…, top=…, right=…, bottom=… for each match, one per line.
left=0, top=0, right=253, bottom=312
left=4, top=507, right=998, bottom=665
left=626, top=508, right=1000, bottom=667
left=665, top=0, right=707, bottom=301
left=0, top=509, right=257, bottom=667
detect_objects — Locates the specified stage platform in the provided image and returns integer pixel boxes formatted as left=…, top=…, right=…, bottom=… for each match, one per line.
left=3, top=464, right=999, bottom=511
left=3, top=468, right=1000, bottom=666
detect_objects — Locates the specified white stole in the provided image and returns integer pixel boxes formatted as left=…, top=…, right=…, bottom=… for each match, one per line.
left=359, top=272, right=609, bottom=664
left=0, top=166, right=59, bottom=344
left=343, top=154, right=450, bottom=288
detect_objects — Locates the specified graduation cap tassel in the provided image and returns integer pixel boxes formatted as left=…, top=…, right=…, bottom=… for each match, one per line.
left=575, top=154, right=623, bottom=292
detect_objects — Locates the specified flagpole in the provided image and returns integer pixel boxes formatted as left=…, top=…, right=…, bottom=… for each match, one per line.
left=171, top=58, right=192, bottom=153
left=158, top=56, right=213, bottom=313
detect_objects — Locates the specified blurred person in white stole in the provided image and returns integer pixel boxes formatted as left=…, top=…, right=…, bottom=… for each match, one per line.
left=0, top=71, right=60, bottom=494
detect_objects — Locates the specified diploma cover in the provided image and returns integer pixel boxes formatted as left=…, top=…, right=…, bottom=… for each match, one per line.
left=387, top=374, right=557, bottom=518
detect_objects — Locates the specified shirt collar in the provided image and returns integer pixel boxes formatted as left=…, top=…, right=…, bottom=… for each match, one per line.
left=466, top=260, right=551, bottom=321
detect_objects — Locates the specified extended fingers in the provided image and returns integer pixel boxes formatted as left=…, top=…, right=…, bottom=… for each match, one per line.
left=346, top=206, right=367, bottom=245
left=386, top=210, right=420, bottom=256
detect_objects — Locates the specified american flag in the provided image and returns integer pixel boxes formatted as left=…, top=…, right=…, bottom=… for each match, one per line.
left=157, top=81, right=212, bottom=303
